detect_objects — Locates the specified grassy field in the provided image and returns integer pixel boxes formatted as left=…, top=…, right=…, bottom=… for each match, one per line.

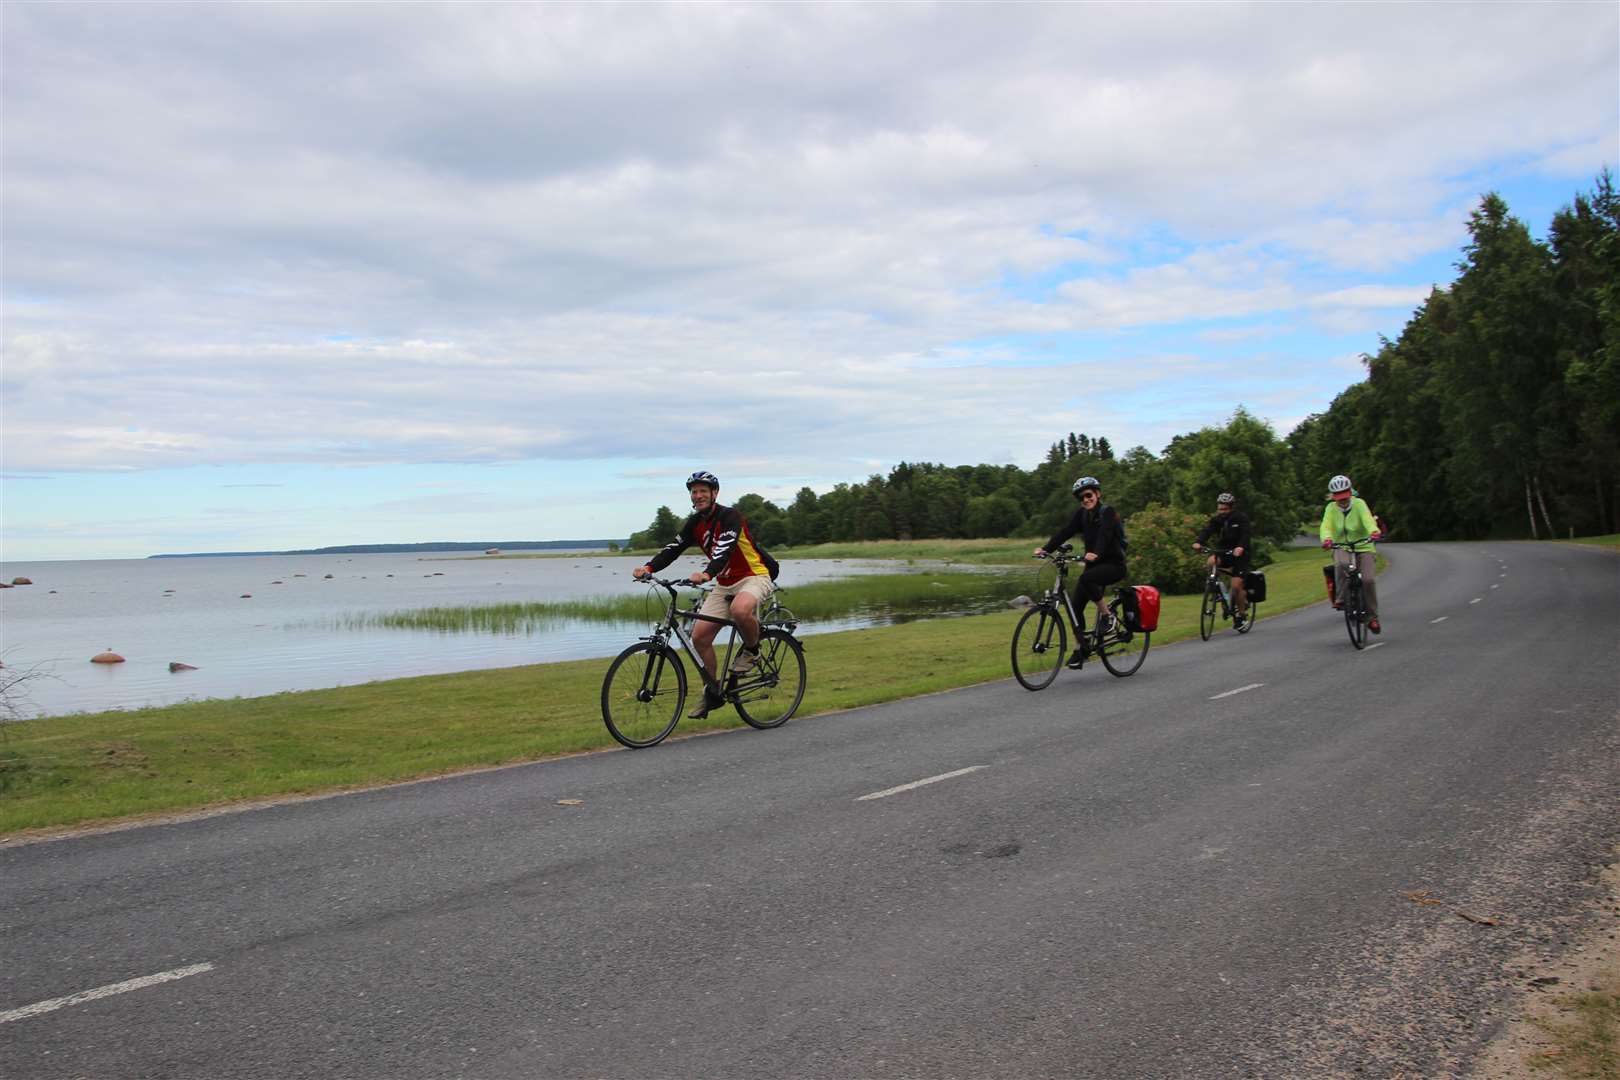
left=0, top=547, right=1337, bottom=836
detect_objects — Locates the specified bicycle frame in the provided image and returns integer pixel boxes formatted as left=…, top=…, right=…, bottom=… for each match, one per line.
left=1329, top=541, right=1374, bottom=598
left=1203, top=551, right=1238, bottom=595
left=640, top=578, right=787, bottom=695
left=1036, top=551, right=1114, bottom=651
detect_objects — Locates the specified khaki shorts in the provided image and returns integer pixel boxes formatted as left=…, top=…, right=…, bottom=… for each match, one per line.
left=699, top=575, right=775, bottom=620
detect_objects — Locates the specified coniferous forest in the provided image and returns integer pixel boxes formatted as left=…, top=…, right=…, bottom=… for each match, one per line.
left=631, top=173, right=1619, bottom=563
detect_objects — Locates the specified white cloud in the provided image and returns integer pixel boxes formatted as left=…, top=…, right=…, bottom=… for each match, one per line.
left=2, top=1, right=1616, bottom=554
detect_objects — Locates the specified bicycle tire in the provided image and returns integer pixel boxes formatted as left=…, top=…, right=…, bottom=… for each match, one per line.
left=732, top=629, right=806, bottom=729
left=1199, top=580, right=1220, bottom=641
left=1344, top=577, right=1366, bottom=650
left=1011, top=603, right=1066, bottom=691
left=1099, top=597, right=1150, bottom=677
left=601, top=642, right=687, bottom=748
left=1236, top=601, right=1258, bottom=634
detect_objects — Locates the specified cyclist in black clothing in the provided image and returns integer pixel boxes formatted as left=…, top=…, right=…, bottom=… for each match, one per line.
left=1193, top=492, right=1252, bottom=627
left=1034, top=475, right=1127, bottom=669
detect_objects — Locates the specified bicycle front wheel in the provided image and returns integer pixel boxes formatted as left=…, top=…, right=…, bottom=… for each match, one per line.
left=602, top=642, right=687, bottom=748
left=1199, top=581, right=1220, bottom=641
left=1343, top=578, right=1366, bottom=650
left=1011, top=604, right=1066, bottom=691
left=1099, top=599, right=1150, bottom=677
left=732, top=629, right=806, bottom=729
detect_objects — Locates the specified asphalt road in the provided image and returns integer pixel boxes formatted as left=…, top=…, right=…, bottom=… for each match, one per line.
left=3, top=541, right=1617, bottom=1080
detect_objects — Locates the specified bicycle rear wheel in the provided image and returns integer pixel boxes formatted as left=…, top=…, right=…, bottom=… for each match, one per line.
left=1011, top=603, right=1066, bottom=691
left=1343, top=578, right=1366, bottom=650
left=1099, top=597, right=1150, bottom=677
left=1236, top=601, right=1258, bottom=634
left=601, top=642, right=687, bottom=748
left=1199, top=581, right=1220, bottom=641
left=732, top=629, right=806, bottom=729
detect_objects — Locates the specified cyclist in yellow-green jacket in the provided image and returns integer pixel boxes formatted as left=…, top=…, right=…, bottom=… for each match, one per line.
left=1319, top=474, right=1383, bottom=634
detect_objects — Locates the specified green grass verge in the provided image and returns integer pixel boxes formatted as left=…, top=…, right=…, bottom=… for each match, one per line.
left=1530, top=977, right=1620, bottom=1078
left=0, top=548, right=1338, bottom=836
left=1562, top=533, right=1620, bottom=552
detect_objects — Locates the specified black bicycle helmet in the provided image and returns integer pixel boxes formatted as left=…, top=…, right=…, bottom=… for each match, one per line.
left=686, top=470, right=720, bottom=490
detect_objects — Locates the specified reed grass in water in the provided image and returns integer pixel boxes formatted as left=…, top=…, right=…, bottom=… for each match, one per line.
left=329, top=570, right=1028, bottom=635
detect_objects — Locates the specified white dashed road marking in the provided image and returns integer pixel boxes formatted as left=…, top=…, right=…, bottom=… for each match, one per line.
left=1470, top=598, right=1482, bottom=604
left=1210, top=683, right=1265, bottom=700
left=0, top=963, right=215, bottom=1024
left=1365, top=642, right=1386, bottom=650
left=1431, top=616, right=1449, bottom=624
left=858, top=766, right=987, bottom=801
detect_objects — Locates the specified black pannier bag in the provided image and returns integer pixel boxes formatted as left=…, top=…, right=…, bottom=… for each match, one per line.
left=1243, top=570, right=1267, bottom=603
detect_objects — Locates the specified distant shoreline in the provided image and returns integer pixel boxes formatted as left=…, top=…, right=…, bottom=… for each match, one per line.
left=148, top=539, right=624, bottom=558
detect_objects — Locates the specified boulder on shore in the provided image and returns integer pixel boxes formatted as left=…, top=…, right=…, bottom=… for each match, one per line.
left=91, top=651, right=126, bottom=664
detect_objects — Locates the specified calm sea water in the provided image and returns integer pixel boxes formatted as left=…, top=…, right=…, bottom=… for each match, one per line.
left=0, top=551, right=918, bottom=719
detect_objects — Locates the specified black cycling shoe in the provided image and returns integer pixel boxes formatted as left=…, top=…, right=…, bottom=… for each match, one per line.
left=1065, top=649, right=1086, bottom=670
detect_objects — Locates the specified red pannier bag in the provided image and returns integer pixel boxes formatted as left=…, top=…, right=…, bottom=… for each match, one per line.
left=1132, top=585, right=1161, bottom=632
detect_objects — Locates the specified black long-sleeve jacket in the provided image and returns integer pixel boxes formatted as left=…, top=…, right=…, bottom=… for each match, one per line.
left=1044, top=504, right=1127, bottom=566
left=1196, top=510, right=1252, bottom=553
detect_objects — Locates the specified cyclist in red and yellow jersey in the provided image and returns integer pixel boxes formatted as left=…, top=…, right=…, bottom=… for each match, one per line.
left=634, top=471, right=780, bottom=717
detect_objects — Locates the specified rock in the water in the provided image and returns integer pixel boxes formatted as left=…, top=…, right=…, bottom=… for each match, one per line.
left=91, top=651, right=126, bottom=664
left=168, top=662, right=198, bottom=672
left=240, top=593, right=252, bottom=598
left=11, top=577, right=33, bottom=585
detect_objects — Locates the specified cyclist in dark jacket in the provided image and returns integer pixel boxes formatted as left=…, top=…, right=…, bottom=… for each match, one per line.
left=1193, top=492, right=1252, bottom=627
left=1034, top=475, right=1127, bottom=669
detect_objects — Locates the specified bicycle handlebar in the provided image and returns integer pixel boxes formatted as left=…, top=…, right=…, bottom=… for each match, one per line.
left=1328, top=540, right=1375, bottom=551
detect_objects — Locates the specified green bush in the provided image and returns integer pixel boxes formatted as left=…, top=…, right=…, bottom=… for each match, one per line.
left=1124, top=503, right=1209, bottom=594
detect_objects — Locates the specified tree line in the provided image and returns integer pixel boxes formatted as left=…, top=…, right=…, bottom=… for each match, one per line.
left=629, top=172, right=1618, bottom=581
left=1290, top=171, right=1619, bottom=540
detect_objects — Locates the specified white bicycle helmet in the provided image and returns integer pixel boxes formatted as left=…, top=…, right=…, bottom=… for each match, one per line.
left=1327, top=475, right=1352, bottom=496
left=1072, top=476, right=1101, bottom=498
left=1216, top=492, right=1236, bottom=505
left=686, top=470, right=720, bottom=490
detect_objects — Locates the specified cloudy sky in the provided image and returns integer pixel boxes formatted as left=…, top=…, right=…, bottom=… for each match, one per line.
left=3, top=2, right=1615, bottom=561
